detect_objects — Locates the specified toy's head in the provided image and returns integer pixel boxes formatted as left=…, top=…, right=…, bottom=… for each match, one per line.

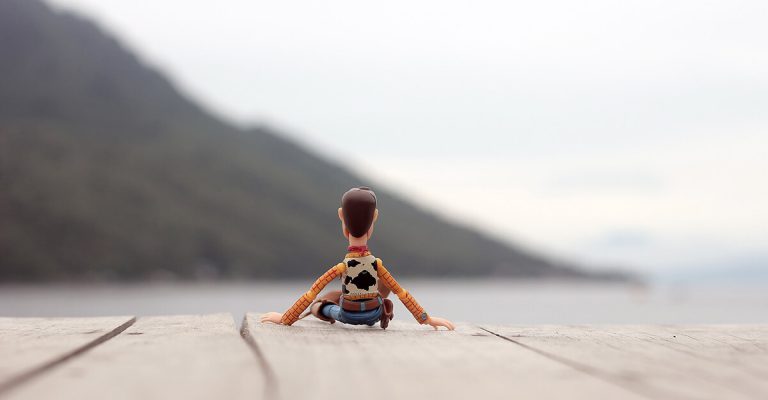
left=338, top=187, right=378, bottom=240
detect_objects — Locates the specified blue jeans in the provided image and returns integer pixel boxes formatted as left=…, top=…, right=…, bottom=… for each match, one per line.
left=321, top=304, right=382, bottom=326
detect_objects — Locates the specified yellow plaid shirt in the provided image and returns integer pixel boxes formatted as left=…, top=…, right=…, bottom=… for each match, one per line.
left=280, top=251, right=428, bottom=325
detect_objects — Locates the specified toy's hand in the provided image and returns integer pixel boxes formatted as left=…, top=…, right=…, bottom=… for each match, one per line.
left=260, top=312, right=284, bottom=324
left=425, top=316, right=455, bottom=331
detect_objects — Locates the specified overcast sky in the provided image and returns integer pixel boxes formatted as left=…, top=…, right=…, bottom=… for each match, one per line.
left=47, top=0, right=768, bottom=276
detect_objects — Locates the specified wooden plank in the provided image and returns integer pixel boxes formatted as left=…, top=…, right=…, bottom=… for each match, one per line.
left=643, top=325, right=768, bottom=376
left=0, top=316, right=135, bottom=395
left=481, top=324, right=768, bottom=400
left=3, top=314, right=265, bottom=400
left=242, top=313, right=647, bottom=400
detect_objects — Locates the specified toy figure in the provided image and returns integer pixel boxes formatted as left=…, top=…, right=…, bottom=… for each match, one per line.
left=260, top=187, right=455, bottom=330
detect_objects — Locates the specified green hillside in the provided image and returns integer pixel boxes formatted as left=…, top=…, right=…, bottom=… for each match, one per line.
left=0, top=0, right=613, bottom=282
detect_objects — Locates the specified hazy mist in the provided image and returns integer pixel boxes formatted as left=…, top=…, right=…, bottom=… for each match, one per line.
left=47, top=0, right=768, bottom=276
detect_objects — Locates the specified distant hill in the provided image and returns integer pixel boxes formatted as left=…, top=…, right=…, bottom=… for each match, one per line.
left=0, top=0, right=615, bottom=282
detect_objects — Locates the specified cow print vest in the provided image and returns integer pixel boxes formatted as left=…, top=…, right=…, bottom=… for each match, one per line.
left=341, top=254, right=379, bottom=300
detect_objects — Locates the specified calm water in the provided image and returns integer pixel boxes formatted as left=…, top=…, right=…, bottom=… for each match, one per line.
left=1, top=280, right=766, bottom=324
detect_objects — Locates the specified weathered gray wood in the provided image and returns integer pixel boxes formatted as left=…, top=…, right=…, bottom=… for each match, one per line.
left=481, top=324, right=768, bottom=400
left=0, top=316, right=135, bottom=394
left=639, top=325, right=768, bottom=376
left=3, top=315, right=766, bottom=400
left=3, top=314, right=265, bottom=400
left=242, top=313, right=646, bottom=400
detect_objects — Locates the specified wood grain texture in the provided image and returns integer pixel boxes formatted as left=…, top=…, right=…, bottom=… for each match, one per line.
left=242, top=313, right=646, bottom=400
left=3, top=315, right=766, bottom=400
left=481, top=324, right=768, bottom=400
left=0, top=316, right=135, bottom=394
left=3, top=314, right=265, bottom=400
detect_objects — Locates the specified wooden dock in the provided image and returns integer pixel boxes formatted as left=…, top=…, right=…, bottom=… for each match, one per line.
left=1, top=314, right=766, bottom=400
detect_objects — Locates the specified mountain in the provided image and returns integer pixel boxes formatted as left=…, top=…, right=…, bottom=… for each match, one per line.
left=0, top=0, right=609, bottom=282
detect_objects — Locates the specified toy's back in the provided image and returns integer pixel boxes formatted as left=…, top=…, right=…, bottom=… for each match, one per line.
left=341, top=254, right=379, bottom=300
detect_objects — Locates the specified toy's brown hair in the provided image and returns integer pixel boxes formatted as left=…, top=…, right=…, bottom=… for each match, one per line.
left=341, top=187, right=377, bottom=238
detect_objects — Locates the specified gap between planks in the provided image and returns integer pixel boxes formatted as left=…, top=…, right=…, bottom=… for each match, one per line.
left=7, top=316, right=761, bottom=400
left=479, top=326, right=654, bottom=400
left=0, top=314, right=276, bottom=399
left=0, top=317, right=136, bottom=396
left=479, top=325, right=768, bottom=400
left=240, top=313, right=650, bottom=400
left=239, top=317, right=646, bottom=400
left=2, top=314, right=264, bottom=400
left=240, top=316, right=280, bottom=400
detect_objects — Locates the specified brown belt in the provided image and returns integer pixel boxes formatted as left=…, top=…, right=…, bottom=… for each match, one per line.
left=340, top=296, right=382, bottom=312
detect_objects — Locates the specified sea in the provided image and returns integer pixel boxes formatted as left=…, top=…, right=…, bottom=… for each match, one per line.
left=1, top=279, right=766, bottom=325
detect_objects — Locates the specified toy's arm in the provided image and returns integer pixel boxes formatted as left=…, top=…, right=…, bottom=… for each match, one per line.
left=280, top=263, right=346, bottom=325
left=377, top=258, right=429, bottom=324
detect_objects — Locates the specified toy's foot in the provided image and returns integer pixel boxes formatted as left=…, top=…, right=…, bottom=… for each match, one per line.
left=380, top=298, right=394, bottom=329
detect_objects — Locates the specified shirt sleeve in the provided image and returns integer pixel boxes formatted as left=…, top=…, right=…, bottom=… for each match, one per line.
left=280, top=263, right=346, bottom=325
left=376, top=258, right=429, bottom=324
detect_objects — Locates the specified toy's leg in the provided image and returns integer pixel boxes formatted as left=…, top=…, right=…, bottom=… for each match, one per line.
left=321, top=304, right=344, bottom=323
left=309, top=290, right=342, bottom=323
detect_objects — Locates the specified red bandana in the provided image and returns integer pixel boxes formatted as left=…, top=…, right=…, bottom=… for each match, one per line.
left=347, top=245, right=369, bottom=253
